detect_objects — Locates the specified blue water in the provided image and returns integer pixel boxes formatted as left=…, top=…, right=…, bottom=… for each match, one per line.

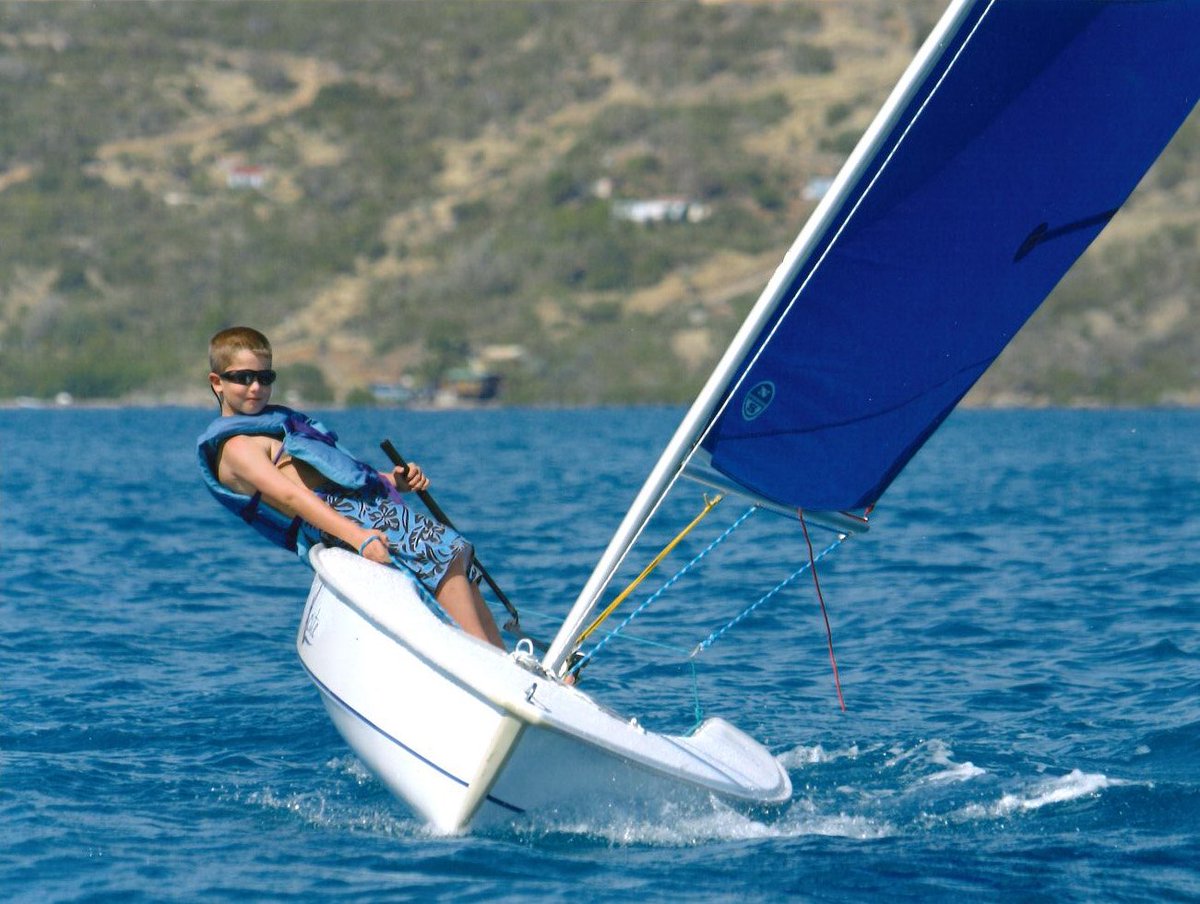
left=3, top=406, right=1198, bottom=901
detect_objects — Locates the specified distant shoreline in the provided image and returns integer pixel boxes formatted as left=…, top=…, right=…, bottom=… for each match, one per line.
left=3, top=395, right=1198, bottom=412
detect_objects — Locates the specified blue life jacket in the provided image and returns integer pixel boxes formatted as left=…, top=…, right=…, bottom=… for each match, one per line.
left=196, top=405, right=382, bottom=555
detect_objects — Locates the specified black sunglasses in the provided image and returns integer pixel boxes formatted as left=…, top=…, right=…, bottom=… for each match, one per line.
left=219, top=368, right=277, bottom=386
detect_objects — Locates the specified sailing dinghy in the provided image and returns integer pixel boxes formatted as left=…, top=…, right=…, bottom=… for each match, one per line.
left=297, top=0, right=1200, bottom=833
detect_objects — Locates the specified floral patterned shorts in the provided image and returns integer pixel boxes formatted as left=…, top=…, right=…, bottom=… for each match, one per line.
left=315, top=485, right=473, bottom=592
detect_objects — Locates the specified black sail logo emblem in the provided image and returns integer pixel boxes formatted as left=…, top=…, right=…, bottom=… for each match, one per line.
left=742, top=381, right=776, bottom=421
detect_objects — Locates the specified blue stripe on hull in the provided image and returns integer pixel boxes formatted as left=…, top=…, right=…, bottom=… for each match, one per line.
left=298, top=660, right=525, bottom=815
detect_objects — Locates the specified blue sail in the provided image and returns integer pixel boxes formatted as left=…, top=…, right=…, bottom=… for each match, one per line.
left=696, top=0, right=1200, bottom=513
left=544, top=0, right=1200, bottom=671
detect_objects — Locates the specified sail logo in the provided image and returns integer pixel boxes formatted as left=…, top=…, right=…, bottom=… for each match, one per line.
left=742, top=381, right=775, bottom=421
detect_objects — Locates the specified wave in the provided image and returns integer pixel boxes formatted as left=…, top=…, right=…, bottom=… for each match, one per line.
left=959, top=768, right=1124, bottom=820
left=776, top=742, right=863, bottom=768
left=519, top=797, right=893, bottom=845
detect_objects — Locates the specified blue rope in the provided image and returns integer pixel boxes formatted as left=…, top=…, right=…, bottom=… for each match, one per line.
left=688, top=658, right=704, bottom=730
left=570, top=506, right=758, bottom=675
left=565, top=509, right=846, bottom=731
left=692, top=534, right=846, bottom=656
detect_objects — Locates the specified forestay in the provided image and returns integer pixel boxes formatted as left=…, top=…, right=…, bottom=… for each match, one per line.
left=544, top=0, right=1200, bottom=673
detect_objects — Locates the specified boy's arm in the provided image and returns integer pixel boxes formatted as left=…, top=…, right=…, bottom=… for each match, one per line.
left=219, top=435, right=391, bottom=563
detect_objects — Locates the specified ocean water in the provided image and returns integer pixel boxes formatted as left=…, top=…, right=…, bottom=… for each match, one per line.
left=2, top=406, right=1198, bottom=902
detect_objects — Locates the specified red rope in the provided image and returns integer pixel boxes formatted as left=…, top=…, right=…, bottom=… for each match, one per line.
left=798, top=510, right=846, bottom=712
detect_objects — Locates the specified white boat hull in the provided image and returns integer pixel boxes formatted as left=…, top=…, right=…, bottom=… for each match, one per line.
left=296, top=545, right=791, bottom=833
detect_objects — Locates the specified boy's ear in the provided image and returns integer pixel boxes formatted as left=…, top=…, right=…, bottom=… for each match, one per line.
left=209, top=372, right=225, bottom=408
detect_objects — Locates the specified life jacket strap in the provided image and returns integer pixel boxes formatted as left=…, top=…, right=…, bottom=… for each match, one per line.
left=283, top=516, right=303, bottom=552
left=241, top=491, right=263, bottom=524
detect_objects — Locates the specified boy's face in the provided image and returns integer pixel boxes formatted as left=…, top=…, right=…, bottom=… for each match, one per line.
left=210, top=349, right=273, bottom=416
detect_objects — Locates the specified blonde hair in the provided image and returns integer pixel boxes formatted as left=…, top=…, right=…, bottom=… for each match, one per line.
left=209, top=326, right=272, bottom=373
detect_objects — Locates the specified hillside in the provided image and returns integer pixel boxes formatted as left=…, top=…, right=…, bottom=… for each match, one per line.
left=1, top=0, right=1198, bottom=407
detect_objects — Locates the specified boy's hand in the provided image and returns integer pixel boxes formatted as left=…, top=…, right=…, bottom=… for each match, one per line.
left=392, top=461, right=430, bottom=493
left=357, top=529, right=392, bottom=564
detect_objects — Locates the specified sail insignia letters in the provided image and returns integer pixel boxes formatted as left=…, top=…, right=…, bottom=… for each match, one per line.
left=742, top=381, right=776, bottom=421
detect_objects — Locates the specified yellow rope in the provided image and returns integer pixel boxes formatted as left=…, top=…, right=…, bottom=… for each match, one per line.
left=574, top=494, right=725, bottom=646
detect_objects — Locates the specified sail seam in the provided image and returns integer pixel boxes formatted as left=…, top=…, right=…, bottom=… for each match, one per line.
left=720, top=353, right=995, bottom=442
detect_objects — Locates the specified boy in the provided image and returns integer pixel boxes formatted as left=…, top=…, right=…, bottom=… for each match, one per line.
left=197, top=326, right=504, bottom=648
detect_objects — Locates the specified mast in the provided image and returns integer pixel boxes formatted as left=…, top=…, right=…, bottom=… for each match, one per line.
left=541, top=0, right=981, bottom=674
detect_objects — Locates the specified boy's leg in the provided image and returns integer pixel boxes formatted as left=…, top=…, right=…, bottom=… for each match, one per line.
left=435, top=556, right=504, bottom=649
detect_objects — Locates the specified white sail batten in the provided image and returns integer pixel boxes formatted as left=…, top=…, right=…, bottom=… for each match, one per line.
left=541, top=0, right=978, bottom=674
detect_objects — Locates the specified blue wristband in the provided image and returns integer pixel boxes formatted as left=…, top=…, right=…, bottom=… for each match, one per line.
left=358, top=535, right=384, bottom=555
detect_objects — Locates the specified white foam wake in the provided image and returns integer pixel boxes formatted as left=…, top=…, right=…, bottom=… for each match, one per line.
left=962, top=768, right=1119, bottom=820
left=776, top=742, right=862, bottom=769
left=918, top=739, right=987, bottom=785
left=530, top=795, right=894, bottom=845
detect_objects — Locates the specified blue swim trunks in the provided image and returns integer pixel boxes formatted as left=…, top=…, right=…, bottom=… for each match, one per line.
left=312, top=484, right=473, bottom=592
